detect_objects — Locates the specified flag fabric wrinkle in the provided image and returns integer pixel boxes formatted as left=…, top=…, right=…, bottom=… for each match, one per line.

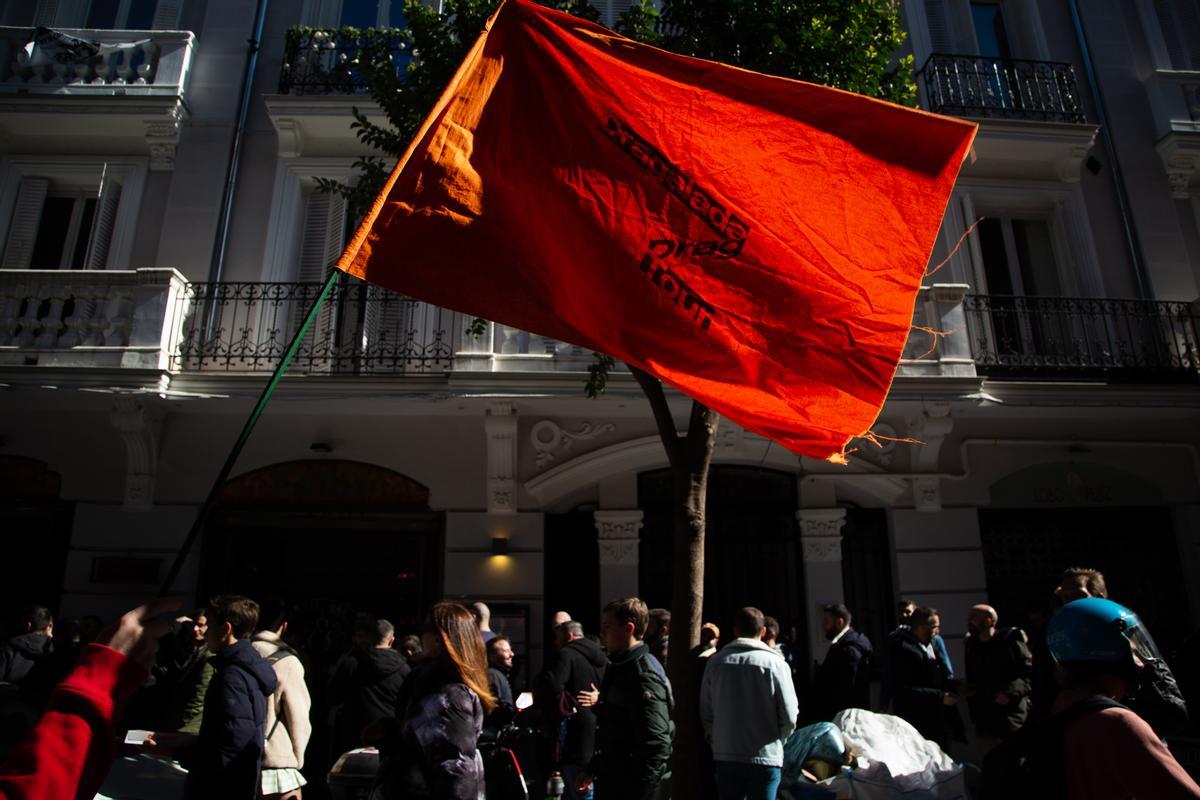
left=338, top=0, right=977, bottom=461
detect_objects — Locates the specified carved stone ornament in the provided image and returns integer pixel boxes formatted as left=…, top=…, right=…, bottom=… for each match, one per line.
left=531, top=419, right=616, bottom=468
left=486, top=402, right=518, bottom=514
left=110, top=396, right=162, bottom=511
left=796, top=508, right=846, bottom=563
left=595, top=509, right=643, bottom=566
left=144, top=106, right=186, bottom=171
left=913, top=476, right=942, bottom=512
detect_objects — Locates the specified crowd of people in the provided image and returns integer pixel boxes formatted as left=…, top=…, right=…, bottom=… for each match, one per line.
left=0, top=565, right=1198, bottom=799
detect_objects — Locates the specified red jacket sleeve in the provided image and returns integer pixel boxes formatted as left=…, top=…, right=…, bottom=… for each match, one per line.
left=0, top=644, right=148, bottom=800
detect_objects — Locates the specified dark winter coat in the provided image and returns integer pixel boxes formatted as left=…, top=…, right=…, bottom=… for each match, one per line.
left=965, top=627, right=1033, bottom=737
left=552, top=636, right=607, bottom=767
left=181, top=639, right=278, bottom=800
left=888, top=630, right=948, bottom=746
left=810, top=628, right=874, bottom=721
left=330, top=647, right=411, bottom=741
left=0, top=633, right=53, bottom=686
left=374, top=659, right=486, bottom=800
left=592, top=642, right=673, bottom=800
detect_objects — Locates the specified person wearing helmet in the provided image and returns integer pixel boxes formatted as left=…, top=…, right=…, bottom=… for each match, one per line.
left=1047, top=598, right=1199, bottom=799
left=1050, top=566, right=1188, bottom=738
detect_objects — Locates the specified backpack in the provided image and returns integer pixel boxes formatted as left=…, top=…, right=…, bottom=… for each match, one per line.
left=981, top=695, right=1123, bottom=800
left=264, top=643, right=298, bottom=740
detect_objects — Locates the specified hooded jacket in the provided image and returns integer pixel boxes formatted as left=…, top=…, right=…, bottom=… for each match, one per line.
left=182, top=638, right=278, bottom=800
left=252, top=631, right=313, bottom=771
left=552, top=636, right=607, bottom=766
left=592, top=642, right=673, bottom=800
left=0, top=633, right=53, bottom=686
left=700, top=637, right=798, bottom=766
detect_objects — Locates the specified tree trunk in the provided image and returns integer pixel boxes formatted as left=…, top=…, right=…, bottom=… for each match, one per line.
left=631, top=366, right=718, bottom=800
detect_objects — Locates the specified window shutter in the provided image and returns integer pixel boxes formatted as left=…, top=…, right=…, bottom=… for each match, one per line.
left=292, top=189, right=346, bottom=363
left=1176, top=0, right=1200, bottom=69
left=2, top=178, right=50, bottom=270
left=85, top=176, right=122, bottom=270
left=32, top=0, right=60, bottom=26
left=924, top=0, right=954, bottom=53
left=1155, top=1, right=1192, bottom=69
left=152, top=0, right=186, bottom=30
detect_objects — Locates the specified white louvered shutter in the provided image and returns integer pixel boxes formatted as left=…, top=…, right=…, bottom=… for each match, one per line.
left=924, top=0, right=954, bottom=53
left=292, top=190, right=346, bottom=365
left=151, top=0, right=185, bottom=29
left=2, top=178, right=49, bottom=270
left=85, top=176, right=121, bottom=270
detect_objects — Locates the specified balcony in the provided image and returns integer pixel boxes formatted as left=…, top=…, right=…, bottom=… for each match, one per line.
left=917, top=54, right=1097, bottom=182
left=918, top=54, right=1086, bottom=124
left=963, top=294, right=1200, bottom=383
left=4, top=269, right=1195, bottom=386
left=0, top=27, right=193, bottom=169
left=266, top=27, right=403, bottom=158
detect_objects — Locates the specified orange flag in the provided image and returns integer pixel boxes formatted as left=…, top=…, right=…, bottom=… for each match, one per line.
left=339, top=0, right=976, bottom=461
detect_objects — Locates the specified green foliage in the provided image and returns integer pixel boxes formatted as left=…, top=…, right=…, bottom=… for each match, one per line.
left=652, top=0, right=916, bottom=105
left=585, top=352, right=618, bottom=398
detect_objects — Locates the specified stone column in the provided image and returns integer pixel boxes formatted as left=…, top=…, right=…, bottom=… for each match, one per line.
left=594, top=510, right=643, bottom=605
left=797, top=508, right=847, bottom=664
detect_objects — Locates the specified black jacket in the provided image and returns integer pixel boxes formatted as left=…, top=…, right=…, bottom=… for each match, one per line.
left=888, top=630, right=948, bottom=746
left=965, top=627, right=1033, bottom=737
left=810, top=628, right=873, bottom=721
left=182, top=639, right=278, bottom=800
left=374, top=659, right=486, bottom=800
left=552, top=637, right=607, bottom=766
left=592, top=642, right=673, bottom=800
left=0, top=633, right=53, bottom=686
left=331, top=647, right=411, bottom=730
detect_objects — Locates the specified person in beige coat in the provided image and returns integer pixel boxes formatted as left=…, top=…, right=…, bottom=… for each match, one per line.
left=251, top=599, right=312, bottom=800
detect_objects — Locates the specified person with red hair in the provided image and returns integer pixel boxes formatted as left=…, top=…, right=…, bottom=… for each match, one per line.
left=366, top=602, right=496, bottom=800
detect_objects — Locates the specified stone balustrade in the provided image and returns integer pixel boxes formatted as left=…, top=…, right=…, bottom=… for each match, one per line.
left=0, top=27, right=193, bottom=96
left=0, top=268, right=189, bottom=369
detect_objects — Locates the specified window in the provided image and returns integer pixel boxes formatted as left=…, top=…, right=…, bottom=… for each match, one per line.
left=977, top=216, right=1063, bottom=296
left=970, top=2, right=1011, bottom=59
left=2, top=0, right=183, bottom=30
left=305, top=0, right=407, bottom=28
left=1153, top=0, right=1200, bottom=70
left=2, top=169, right=128, bottom=271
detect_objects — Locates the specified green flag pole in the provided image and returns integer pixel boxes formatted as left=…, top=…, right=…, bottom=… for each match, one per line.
left=159, top=268, right=340, bottom=596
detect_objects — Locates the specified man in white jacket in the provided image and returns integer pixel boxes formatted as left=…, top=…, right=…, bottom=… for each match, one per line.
left=700, top=606, right=799, bottom=800
left=251, top=599, right=312, bottom=800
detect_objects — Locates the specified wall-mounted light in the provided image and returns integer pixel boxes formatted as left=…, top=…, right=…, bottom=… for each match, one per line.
left=491, top=536, right=510, bottom=556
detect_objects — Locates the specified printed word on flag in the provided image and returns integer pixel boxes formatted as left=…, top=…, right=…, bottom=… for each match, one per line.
left=339, top=0, right=977, bottom=461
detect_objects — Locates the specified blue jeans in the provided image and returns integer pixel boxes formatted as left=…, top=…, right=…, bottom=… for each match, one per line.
left=713, top=761, right=782, bottom=800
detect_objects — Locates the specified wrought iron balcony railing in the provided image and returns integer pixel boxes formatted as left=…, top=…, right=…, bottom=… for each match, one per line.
left=278, top=27, right=408, bottom=96
left=171, top=280, right=456, bottom=374
left=963, top=294, right=1200, bottom=382
left=918, top=54, right=1086, bottom=124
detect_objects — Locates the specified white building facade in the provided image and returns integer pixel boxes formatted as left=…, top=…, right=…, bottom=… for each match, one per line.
left=0, top=0, right=1198, bottom=682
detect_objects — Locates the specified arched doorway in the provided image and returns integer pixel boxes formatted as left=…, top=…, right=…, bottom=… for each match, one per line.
left=637, top=465, right=808, bottom=660
left=202, top=459, right=442, bottom=632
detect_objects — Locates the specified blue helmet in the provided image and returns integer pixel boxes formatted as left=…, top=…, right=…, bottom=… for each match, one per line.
left=1046, top=598, right=1161, bottom=666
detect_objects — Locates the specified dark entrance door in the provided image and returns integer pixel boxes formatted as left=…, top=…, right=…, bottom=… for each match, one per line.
left=202, top=510, right=443, bottom=633
left=979, top=506, right=1189, bottom=654
left=544, top=509, right=601, bottom=633
left=638, top=466, right=808, bottom=661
